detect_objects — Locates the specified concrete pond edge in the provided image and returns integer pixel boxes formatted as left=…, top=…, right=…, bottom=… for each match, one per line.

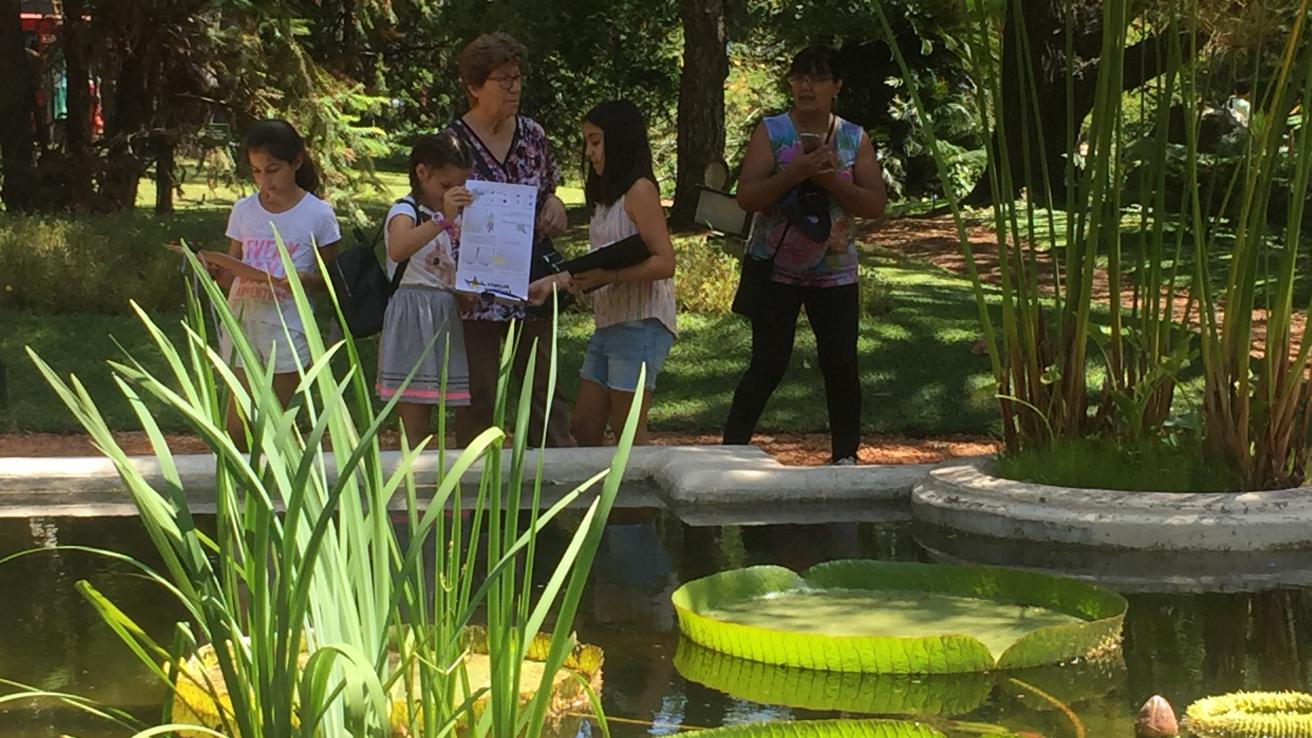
left=10, top=448, right=1312, bottom=547
left=911, top=456, right=1312, bottom=551
left=0, top=445, right=926, bottom=526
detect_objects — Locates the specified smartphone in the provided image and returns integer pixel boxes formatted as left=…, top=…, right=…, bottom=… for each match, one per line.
left=799, top=132, right=823, bottom=153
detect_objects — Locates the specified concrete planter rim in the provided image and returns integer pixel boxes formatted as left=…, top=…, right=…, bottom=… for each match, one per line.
left=911, top=455, right=1312, bottom=551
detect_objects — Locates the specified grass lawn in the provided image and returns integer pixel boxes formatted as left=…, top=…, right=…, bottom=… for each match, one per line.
left=0, top=242, right=998, bottom=436
left=2, top=159, right=998, bottom=437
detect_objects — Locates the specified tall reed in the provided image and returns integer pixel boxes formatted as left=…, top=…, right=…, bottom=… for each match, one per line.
left=6, top=238, right=630, bottom=736
left=876, top=0, right=1312, bottom=489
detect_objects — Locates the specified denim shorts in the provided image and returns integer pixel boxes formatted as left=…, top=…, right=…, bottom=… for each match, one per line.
left=580, top=318, right=675, bottom=392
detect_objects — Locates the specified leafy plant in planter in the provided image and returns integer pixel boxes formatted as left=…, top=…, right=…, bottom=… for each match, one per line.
left=874, top=0, right=1312, bottom=490
left=2, top=239, right=636, bottom=737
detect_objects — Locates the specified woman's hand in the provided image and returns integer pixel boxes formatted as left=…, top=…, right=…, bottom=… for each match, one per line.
left=570, top=268, right=613, bottom=293
left=787, top=146, right=836, bottom=181
left=536, top=194, right=568, bottom=237
left=443, top=186, right=474, bottom=222
left=810, top=167, right=844, bottom=192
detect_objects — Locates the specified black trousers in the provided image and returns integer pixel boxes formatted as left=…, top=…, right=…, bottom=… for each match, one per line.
left=723, top=281, right=861, bottom=462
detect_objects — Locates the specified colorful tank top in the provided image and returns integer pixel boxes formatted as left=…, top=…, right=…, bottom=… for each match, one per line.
left=745, top=113, right=863, bottom=288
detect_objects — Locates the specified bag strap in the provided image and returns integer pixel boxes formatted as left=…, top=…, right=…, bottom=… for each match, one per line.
left=388, top=196, right=424, bottom=291
left=765, top=222, right=790, bottom=264
left=452, top=118, right=502, bottom=183
left=756, top=115, right=836, bottom=266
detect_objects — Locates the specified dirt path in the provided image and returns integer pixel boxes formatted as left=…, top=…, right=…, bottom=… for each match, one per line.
left=869, top=214, right=1307, bottom=360
left=0, top=430, right=996, bottom=466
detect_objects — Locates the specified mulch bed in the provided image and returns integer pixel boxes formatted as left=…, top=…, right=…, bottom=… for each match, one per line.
left=0, top=430, right=996, bottom=466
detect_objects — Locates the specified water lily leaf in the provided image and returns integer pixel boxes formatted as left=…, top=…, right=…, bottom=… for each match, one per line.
left=674, top=639, right=993, bottom=716
left=680, top=718, right=948, bottom=738
left=672, top=561, right=1126, bottom=674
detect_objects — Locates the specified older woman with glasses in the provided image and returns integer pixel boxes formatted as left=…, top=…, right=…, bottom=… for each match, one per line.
left=722, top=44, right=887, bottom=465
left=446, top=32, right=574, bottom=448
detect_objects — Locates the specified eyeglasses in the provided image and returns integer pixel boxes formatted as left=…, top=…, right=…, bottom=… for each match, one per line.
left=487, top=73, right=523, bottom=91
left=788, top=73, right=834, bottom=87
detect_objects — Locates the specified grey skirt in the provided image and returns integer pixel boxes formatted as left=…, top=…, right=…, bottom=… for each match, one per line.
left=375, top=286, right=471, bottom=406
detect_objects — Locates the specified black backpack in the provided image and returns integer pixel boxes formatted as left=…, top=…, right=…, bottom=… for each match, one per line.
left=329, top=198, right=420, bottom=337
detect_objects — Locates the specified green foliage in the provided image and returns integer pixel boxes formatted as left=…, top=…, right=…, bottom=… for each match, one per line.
left=373, top=0, right=682, bottom=191
left=0, top=212, right=219, bottom=313
left=7, top=234, right=638, bottom=737
left=991, top=436, right=1244, bottom=492
left=672, top=234, right=741, bottom=314
left=883, top=0, right=1312, bottom=489
left=734, top=0, right=981, bottom=199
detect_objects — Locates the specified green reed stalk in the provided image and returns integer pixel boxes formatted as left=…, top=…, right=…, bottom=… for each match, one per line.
left=12, top=246, right=627, bottom=736
left=1196, top=0, right=1312, bottom=488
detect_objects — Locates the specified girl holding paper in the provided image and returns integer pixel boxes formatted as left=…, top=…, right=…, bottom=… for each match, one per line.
left=207, top=120, right=341, bottom=445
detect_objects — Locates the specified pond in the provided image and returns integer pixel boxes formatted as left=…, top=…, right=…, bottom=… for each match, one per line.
left=0, top=514, right=1307, bottom=737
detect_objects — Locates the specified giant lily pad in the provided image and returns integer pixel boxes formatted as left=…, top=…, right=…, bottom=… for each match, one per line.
left=680, top=718, right=950, bottom=738
left=169, top=627, right=603, bottom=737
left=1184, top=691, right=1312, bottom=738
left=674, top=638, right=993, bottom=716
left=672, top=561, right=1126, bottom=673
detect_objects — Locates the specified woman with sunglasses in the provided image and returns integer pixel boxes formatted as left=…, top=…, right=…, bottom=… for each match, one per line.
left=722, top=44, right=887, bottom=465
left=445, top=32, right=575, bottom=448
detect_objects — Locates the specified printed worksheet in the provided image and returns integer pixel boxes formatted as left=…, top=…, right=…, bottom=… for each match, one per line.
left=454, top=180, right=538, bottom=301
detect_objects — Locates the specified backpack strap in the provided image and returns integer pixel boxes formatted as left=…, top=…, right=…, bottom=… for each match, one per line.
left=389, top=196, right=425, bottom=291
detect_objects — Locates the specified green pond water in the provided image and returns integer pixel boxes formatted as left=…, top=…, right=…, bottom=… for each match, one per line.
left=702, top=590, right=1084, bottom=658
left=1, top=515, right=1311, bottom=738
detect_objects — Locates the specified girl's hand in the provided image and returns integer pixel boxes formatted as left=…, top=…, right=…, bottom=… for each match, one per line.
left=536, top=194, right=568, bottom=237
left=570, top=269, right=612, bottom=293
left=526, top=273, right=573, bottom=306
left=443, top=186, right=474, bottom=222
left=268, top=273, right=292, bottom=299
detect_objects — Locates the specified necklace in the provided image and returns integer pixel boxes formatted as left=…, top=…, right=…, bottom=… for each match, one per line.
left=790, top=111, right=833, bottom=138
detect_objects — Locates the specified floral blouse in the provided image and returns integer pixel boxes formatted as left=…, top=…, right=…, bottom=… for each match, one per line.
left=447, top=114, right=562, bottom=321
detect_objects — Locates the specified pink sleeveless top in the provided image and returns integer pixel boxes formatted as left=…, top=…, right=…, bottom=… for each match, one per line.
left=588, top=195, right=677, bottom=336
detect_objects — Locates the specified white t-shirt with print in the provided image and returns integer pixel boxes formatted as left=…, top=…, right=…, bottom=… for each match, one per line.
left=225, top=192, right=340, bottom=331
left=384, top=197, right=458, bottom=291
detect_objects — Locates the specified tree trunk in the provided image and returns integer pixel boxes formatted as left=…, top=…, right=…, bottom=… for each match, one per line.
left=101, top=49, right=150, bottom=210
left=154, top=130, right=174, bottom=213
left=670, top=0, right=727, bottom=228
left=0, top=0, right=36, bottom=212
left=62, top=0, right=94, bottom=206
left=967, top=0, right=1190, bottom=207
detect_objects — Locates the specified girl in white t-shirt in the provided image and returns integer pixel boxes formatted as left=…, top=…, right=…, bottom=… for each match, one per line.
left=375, top=133, right=475, bottom=442
left=205, top=120, right=341, bottom=444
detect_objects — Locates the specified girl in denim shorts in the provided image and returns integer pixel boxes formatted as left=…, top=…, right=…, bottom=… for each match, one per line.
left=529, top=100, right=677, bottom=445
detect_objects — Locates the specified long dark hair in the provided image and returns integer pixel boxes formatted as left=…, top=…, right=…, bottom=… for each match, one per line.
left=407, top=132, right=473, bottom=193
left=582, top=100, right=656, bottom=210
left=244, top=119, right=320, bottom=194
